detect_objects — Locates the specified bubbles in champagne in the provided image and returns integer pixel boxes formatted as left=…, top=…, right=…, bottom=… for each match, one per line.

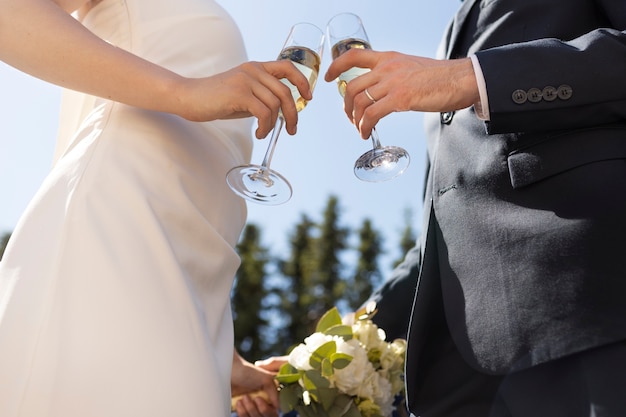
left=278, top=46, right=321, bottom=112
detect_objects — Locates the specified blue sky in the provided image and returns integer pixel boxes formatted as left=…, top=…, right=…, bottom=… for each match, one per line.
left=0, top=0, right=460, bottom=276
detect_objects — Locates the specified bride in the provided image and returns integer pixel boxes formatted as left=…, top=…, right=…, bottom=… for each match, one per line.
left=0, top=0, right=308, bottom=416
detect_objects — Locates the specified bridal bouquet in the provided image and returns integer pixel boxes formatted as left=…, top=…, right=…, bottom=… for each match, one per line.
left=276, top=303, right=406, bottom=417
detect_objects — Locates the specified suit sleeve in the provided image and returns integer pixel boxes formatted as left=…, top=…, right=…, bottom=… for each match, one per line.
left=474, top=3, right=626, bottom=134
left=366, top=242, right=421, bottom=341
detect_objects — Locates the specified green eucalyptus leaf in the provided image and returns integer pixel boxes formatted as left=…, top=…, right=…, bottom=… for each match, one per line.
left=310, top=341, right=337, bottom=369
left=276, top=372, right=302, bottom=385
left=328, top=393, right=359, bottom=417
left=330, top=352, right=353, bottom=370
left=317, top=386, right=341, bottom=411
left=296, top=403, right=326, bottom=417
left=302, top=370, right=324, bottom=404
left=303, top=369, right=331, bottom=390
left=342, top=401, right=363, bottom=417
left=278, top=384, right=302, bottom=412
left=303, top=370, right=334, bottom=407
left=302, top=371, right=316, bottom=391
left=324, top=324, right=353, bottom=340
left=316, top=307, right=343, bottom=333
left=321, top=357, right=334, bottom=378
left=277, top=362, right=298, bottom=376
left=275, top=363, right=302, bottom=384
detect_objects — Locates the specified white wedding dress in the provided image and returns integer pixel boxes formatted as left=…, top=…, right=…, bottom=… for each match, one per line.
left=0, top=0, right=252, bottom=416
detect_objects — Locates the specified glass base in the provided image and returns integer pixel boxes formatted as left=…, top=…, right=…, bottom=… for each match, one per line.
left=226, top=165, right=292, bottom=205
left=354, top=146, right=410, bottom=182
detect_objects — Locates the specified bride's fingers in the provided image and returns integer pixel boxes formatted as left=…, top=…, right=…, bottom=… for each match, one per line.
left=241, top=62, right=299, bottom=136
left=254, top=356, right=287, bottom=372
left=261, top=60, right=312, bottom=135
left=245, top=83, right=283, bottom=138
left=263, top=60, right=312, bottom=101
left=232, top=62, right=286, bottom=135
left=234, top=60, right=311, bottom=136
left=218, top=60, right=310, bottom=138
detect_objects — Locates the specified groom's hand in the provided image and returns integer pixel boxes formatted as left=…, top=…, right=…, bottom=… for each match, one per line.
left=231, top=391, right=276, bottom=417
left=231, top=352, right=280, bottom=417
left=231, top=356, right=289, bottom=417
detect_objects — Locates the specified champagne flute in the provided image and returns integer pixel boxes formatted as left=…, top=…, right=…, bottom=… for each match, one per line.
left=226, top=23, right=324, bottom=205
left=327, top=13, right=410, bottom=182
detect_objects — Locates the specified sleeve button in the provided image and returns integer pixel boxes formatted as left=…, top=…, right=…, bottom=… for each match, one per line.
left=528, top=88, right=542, bottom=103
left=542, top=86, right=557, bottom=101
left=512, top=89, right=527, bottom=104
left=557, top=84, right=573, bottom=100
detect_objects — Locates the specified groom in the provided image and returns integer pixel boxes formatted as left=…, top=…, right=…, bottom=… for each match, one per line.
left=235, top=1, right=626, bottom=415
left=325, top=0, right=626, bottom=415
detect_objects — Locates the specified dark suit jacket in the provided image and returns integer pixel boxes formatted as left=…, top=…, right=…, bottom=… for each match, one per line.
left=370, top=0, right=626, bottom=414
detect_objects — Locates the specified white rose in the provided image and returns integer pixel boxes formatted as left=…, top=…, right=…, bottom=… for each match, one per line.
left=353, top=321, right=386, bottom=351
left=304, top=332, right=334, bottom=351
left=287, top=343, right=313, bottom=371
left=333, top=338, right=376, bottom=395
left=370, top=372, right=393, bottom=413
left=379, top=339, right=405, bottom=372
left=287, top=332, right=334, bottom=371
left=358, top=372, right=393, bottom=416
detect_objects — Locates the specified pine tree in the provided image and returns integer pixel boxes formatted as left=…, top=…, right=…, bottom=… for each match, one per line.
left=231, top=224, right=272, bottom=361
left=314, top=195, right=349, bottom=316
left=349, top=218, right=384, bottom=311
left=230, top=197, right=416, bottom=357
left=275, top=214, right=318, bottom=351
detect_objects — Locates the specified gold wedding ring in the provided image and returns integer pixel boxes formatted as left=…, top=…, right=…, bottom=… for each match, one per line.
left=364, top=88, right=377, bottom=103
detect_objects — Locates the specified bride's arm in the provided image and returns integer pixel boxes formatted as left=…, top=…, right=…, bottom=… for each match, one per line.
left=0, top=0, right=180, bottom=109
left=0, top=0, right=310, bottom=137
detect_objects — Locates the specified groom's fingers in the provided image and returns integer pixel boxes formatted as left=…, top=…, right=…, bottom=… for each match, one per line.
left=233, top=392, right=278, bottom=417
left=324, top=48, right=377, bottom=82
left=254, top=395, right=279, bottom=417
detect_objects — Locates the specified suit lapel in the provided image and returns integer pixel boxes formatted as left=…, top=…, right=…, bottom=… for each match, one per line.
left=446, top=0, right=479, bottom=58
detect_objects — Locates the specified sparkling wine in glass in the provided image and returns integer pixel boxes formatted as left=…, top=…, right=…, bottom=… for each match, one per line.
left=226, top=23, right=324, bottom=205
left=327, top=13, right=410, bottom=182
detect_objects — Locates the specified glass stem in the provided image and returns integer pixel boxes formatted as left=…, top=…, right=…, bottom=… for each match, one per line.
left=260, top=116, right=285, bottom=171
left=369, top=127, right=382, bottom=150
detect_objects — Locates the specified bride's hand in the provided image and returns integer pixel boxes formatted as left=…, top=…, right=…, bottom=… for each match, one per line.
left=253, top=355, right=289, bottom=372
left=177, top=60, right=311, bottom=139
left=231, top=352, right=282, bottom=417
